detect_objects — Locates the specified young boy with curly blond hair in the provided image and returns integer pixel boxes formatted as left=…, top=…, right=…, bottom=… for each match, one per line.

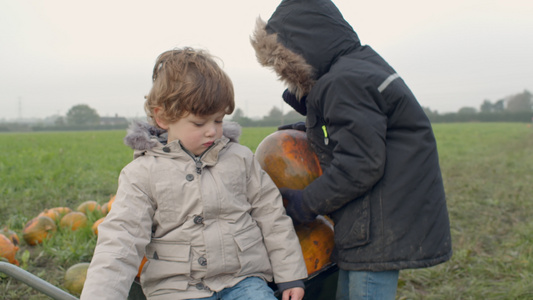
left=81, top=47, right=307, bottom=300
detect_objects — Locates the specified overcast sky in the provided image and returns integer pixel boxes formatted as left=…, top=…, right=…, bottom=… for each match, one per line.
left=1, top=0, right=532, bottom=121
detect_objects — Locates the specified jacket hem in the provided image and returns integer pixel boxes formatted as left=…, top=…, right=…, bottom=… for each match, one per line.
left=335, top=251, right=453, bottom=272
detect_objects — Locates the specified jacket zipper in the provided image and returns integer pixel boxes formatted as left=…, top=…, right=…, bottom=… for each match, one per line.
left=180, top=143, right=216, bottom=175
left=321, top=125, right=329, bottom=145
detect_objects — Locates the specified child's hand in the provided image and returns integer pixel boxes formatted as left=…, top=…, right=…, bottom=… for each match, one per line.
left=282, top=287, right=305, bottom=300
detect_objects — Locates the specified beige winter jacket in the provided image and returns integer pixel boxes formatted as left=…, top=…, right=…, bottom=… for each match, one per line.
left=80, top=122, right=307, bottom=300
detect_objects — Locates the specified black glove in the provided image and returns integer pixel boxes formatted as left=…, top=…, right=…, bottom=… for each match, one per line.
left=279, top=188, right=317, bottom=224
left=278, top=121, right=306, bottom=132
left=282, top=89, right=307, bottom=116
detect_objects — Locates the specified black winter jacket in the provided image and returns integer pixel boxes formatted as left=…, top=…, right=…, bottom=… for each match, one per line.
left=251, top=0, right=452, bottom=271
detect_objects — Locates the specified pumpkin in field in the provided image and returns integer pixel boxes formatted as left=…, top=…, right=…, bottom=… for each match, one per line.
left=60, top=212, right=88, bottom=231
left=107, top=195, right=116, bottom=212
left=51, top=206, right=72, bottom=215
left=0, top=233, right=20, bottom=265
left=39, top=207, right=72, bottom=222
left=294, top=216, right=335, bottom=275
left=76, top=200, right=101, bottom=215
left=38, top=209, right=61, bottom=221
left=22, top=216, right=57, bottom=245
left=0, top=227, right=20, bottom=246
left=100, top=202, right=109, bottom=215
left=255, top=129, right=335, bottom=276
left=91, top=217, right=105, bottom=235
left=64, top=262, right=90, bottom=296
left=137, top=256, right=148, bottom=278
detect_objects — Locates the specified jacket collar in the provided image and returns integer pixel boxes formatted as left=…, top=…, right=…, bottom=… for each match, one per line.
left=123, top=120, right=242, bottom=161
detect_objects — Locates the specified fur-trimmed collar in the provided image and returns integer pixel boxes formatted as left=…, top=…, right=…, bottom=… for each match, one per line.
left=123, top=120, right=242, bottom=151
left=250, top=17, right=316, bottom=100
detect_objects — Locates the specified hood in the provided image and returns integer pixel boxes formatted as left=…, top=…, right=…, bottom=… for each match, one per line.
left=123, top=120, right=242, bottom=152
left=250, top=0, right=360, bottom=99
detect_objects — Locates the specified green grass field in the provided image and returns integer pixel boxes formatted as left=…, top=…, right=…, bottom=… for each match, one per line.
left=1, top=123, right=532, bottom=299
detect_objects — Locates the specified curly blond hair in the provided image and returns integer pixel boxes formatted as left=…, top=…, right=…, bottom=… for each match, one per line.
left=145, top=47, right=235, bottom=126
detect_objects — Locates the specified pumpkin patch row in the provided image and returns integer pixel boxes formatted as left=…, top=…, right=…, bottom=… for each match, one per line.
left=0, top=197, right=115, bottom=267
left=0, top=196, right=117, bottom=296
left=21, top=197, right=116, bottom=246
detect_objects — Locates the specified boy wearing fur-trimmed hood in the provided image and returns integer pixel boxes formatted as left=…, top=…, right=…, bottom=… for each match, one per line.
left=251, top=0, right=452, bottom=299
left=81, top=48, right=307, bottom=300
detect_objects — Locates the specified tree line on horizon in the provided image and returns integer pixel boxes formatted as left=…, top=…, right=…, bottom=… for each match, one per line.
left=1, top=90, right=531, bottom=132
left=423, top=89, right=532, bottom=123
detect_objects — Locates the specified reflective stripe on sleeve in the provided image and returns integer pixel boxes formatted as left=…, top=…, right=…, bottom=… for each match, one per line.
left=377, top=73, right=400, bottom=93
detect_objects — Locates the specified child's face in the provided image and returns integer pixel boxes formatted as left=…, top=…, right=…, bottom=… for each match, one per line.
left=158, top=111, right=225, bottom=156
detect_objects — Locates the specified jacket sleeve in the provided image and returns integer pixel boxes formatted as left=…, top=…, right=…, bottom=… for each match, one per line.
left=246, top=153, right=308, bottom=284
left=283, top=89, right=308, bottom=116
left=304, top=74, right=387, bottom=215
left=80, top=163, right=155, bottom=299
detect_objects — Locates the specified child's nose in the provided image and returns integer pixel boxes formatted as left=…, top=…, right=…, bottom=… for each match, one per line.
left=206, top=124, right=217, bottom=136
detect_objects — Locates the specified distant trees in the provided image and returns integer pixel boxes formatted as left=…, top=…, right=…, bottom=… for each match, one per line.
left=1, top=103, right=125, bottom=132
left=425, top=90, right=533, bottom=123
left=236, top=91, right=532, bottom=126
left=480, top=99, right=504, bottom=113
left=263, top=106, right=283, bottom=122
left=66, top=104, right=100, bottom=125
left=506, top=90, right=532, bottom=112
left=231, top=106, right=305, bottom=127
left=458, top=107, right=477, bottom=115
left=230, top=108, right=254, bottom=127
left=481, top=90, right=531, bottom=113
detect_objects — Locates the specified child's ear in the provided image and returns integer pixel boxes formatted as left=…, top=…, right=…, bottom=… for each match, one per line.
left=153, top=107, right=169, bottom=130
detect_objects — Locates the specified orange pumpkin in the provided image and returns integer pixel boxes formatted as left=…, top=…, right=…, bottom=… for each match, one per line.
left=0, top=233, right=19, bottom=265
left=39, top=207, right=73, bottom=222
left=91, top=217, right=105, bottom=235
left=60, top=212, right=88, bottom=231
left=137, top=256, right=148, bottom=278
left=38, top=209, right=61, bottom=221
left=64, top=262, right=90, bottom=296
left=76, top=200, right=101, bottom=214
left=255, top=130, right=322, bottom=206
left=107, top=195, right=116, bottom=212
left=22, top=216, right=57, bottom=245
left=255, top=129, right=335, bottom=275
left=294, top=216, right=335, bottom=275
left=0, top=227, right=20, bottom=246
left=100, top=201, right=109, bottom=215
left=51, top=206, right=72, bottom=216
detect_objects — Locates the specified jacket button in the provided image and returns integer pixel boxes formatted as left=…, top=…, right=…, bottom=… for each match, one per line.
left=194, top=215, right=204, bottom=224
left=198, top=256, right=207, bottom=266
left=186, top=174, right=194, bottom=181
left=195, top=282, right=205, bottom=290
left=162, top=146, right=170, bottom=153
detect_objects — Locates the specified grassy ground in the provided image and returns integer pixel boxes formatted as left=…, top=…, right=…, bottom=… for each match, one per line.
left=398, top=123, right=533, bottom=299
left=1, top=123, right=532, bottom=299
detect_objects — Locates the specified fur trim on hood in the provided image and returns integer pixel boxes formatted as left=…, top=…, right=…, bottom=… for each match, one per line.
left=250, top=18, right=316, bottom=100
left=123, top=120, right=242, bottom=151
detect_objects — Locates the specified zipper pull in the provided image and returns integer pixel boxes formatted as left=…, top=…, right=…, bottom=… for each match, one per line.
left=195, top=159, right=202, bottom=174
left=322, top=125, right=329, bottom=145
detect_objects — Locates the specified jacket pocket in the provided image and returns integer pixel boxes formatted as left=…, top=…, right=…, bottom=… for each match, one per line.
left=154, top=181, right=184, bottom=223
left=233, top=225, right=272, bottom=275
left=141, top=240, right=191, bottom=294
left=331, top=194, right=371, bottom=249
